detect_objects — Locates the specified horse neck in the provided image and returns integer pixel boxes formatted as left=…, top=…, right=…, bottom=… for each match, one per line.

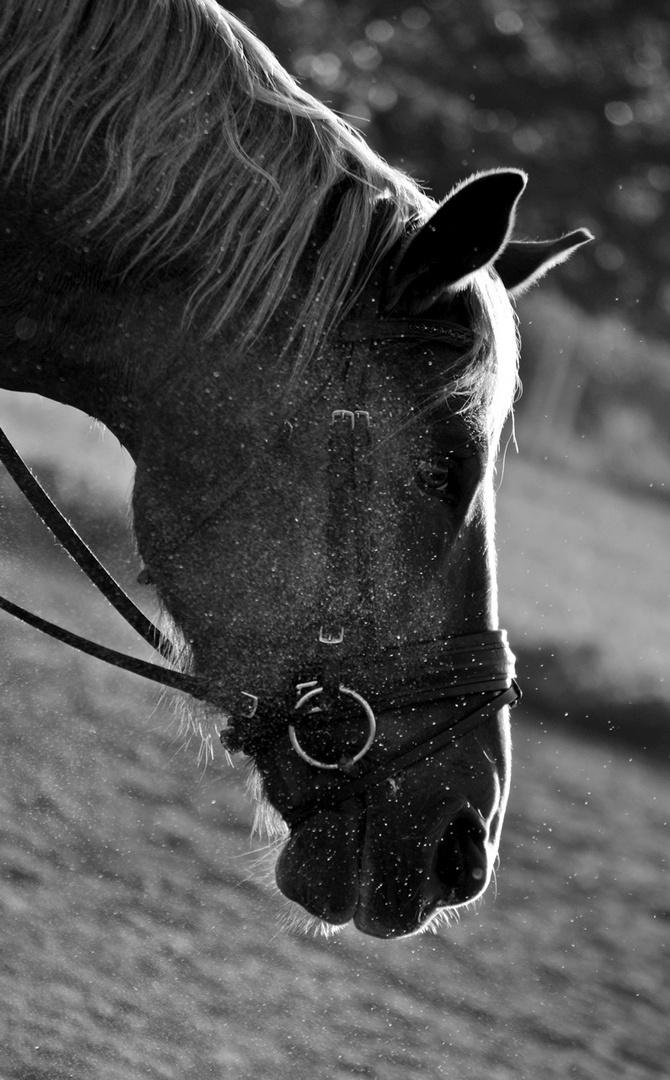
left=0, top=194, right=191, bottom=457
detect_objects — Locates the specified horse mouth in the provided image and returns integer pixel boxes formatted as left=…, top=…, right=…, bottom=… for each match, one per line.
left=274, top=796, right=493, bottom=938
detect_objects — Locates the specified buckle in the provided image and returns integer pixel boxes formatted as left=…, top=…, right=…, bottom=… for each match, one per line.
left=331, top=409, right=355, bottom=428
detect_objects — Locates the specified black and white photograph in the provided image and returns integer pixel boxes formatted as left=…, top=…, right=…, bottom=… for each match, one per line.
left=1, top=3, right=668, bottom=1077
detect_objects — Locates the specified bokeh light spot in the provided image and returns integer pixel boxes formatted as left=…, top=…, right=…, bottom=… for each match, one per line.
left=605, top=101, right=634, bottom=126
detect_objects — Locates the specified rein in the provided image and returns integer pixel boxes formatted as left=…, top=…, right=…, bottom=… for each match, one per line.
left=0, top=316, right=520, bottom=812
left=0, top=426, right=241, bottom=711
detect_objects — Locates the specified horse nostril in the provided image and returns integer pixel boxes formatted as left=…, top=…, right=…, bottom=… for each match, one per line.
left=433, top=806, right=488, bottom=905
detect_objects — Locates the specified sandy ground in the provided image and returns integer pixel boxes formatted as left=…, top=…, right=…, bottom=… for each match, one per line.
left=1, top=620, right=668, bottom=1080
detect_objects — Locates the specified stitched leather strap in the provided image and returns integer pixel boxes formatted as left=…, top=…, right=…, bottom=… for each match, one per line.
left=283, top=680, right=521, bottom=827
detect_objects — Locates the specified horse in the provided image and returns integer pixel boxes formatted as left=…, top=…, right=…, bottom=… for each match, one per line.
left=0, top=1, right=590, bottom=938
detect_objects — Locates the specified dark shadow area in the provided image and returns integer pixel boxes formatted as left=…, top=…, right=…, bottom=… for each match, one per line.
left=516, top=643, right=670, bottom=763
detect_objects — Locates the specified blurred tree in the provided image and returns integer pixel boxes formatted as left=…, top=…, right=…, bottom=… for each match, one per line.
left=227, top=0, right=670, bottom=339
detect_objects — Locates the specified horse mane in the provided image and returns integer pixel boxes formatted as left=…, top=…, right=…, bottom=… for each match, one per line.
left=0, top=1, right=433, bottom=354
left=0, top=0, right=517, bottom=429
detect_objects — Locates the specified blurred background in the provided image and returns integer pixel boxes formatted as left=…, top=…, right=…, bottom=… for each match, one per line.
left=1, top=2, right=669, bottom=1078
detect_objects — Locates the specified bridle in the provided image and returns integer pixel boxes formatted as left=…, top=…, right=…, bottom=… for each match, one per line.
left=0, top=317, right=519, bottom=818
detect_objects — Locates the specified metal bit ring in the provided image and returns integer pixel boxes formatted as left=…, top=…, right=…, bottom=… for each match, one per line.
left=289, top=684, right=376, bottom=771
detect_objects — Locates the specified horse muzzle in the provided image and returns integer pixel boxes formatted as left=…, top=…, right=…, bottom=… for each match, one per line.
left=274, top=791, right=496, bottom=938
left=250, top=636, right=517, bottom=936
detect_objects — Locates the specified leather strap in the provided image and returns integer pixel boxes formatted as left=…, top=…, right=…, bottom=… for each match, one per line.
left=283, top=680, right=521, bottom=827
left=0, top=425, right=172, bottom=658
left=221, top=629, right=519, bottom=758
left=0, top=423, right=255, bottom=711
left=0, top=591, right=211, bottom=698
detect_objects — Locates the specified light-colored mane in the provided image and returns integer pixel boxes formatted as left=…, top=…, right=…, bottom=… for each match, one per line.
left=0, top=0, right=518, bottom=429
left=0, top=0, right=434, bottom=359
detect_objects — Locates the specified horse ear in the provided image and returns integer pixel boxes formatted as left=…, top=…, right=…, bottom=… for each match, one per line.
left=494, top=230, right=594, bottom=295
left=385, top=169, right=527, bottom=312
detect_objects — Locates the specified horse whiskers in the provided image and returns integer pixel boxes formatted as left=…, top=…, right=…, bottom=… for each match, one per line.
left=237, top=845, right=283, bottom=891
left=478, top=740, right=496, bottom=765
left=248, top=780, right=288, bottom=844
left=277, top=903, right=344, bottom=940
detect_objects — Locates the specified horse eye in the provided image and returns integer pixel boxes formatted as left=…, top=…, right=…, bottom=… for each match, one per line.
left=415, top=457, right=459, bottom=506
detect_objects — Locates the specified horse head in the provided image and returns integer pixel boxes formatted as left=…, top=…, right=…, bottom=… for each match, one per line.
left=127, top=170, right=589, bottom=936
left=0, top=2, right=591, bottom=937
